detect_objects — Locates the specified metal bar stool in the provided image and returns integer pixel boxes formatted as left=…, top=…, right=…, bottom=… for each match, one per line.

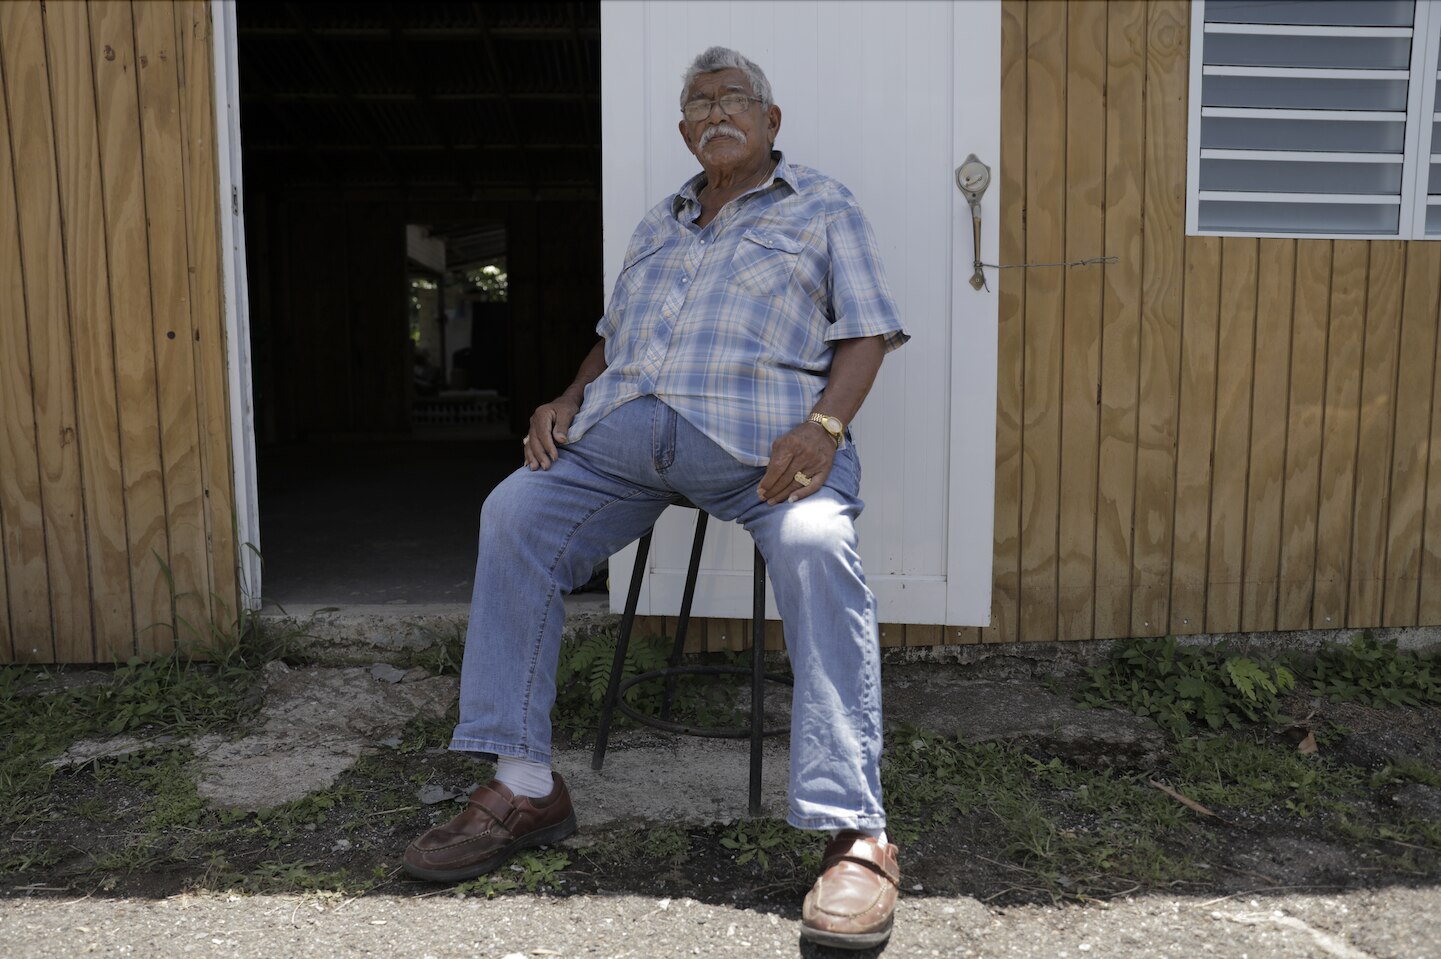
left=590, top=503, right=792, bottom=816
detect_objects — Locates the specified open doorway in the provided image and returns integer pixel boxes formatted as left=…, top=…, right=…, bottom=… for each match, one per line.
left=236, top=3, right=602, bottom=608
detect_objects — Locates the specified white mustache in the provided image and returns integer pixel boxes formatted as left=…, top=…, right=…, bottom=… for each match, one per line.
left=699, top=124, right=747, bottom=149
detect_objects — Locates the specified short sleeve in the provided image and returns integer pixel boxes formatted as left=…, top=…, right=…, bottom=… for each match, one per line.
left=823, top=203, right=910, bottom=352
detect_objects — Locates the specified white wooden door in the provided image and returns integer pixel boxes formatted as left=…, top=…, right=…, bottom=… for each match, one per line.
left=212, top=0, right=262, bottom=609
left=601, top=0, right=1000, bottom=626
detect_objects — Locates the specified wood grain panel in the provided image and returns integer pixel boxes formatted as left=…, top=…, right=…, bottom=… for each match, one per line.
left=1018, top=0, right=1066, bottom=643
left=1313, top=241, right=1368, bottom=628
left=0, top=0, right=93, bottom=662
left=904, top=624, right=941, bottom=648
left=0, top=521, right=8, bottom=661
left=1094, top=0, right=1147, bottom=639
left=0, top=24, right=53, bottom=661
left=174, top=0, right=239, bottom=629
left=90, top=0, right=172, bottom=651
left=1240, top=240, right=1296, bottom=632
left=134, top=0, right=208, bottom=649
left=1056, top=0, right=1106, bottom=642
left=983, top=0, right=1028, bottom=645
left=44, top=0, right=136, bottom=655
left=1420, top=249, right=1441, bottom=622
left=1206, top=237, right=1258, bottom=634
left=1384, top=243, right=1441, bottom=625
left=1169, top=236, right=1221, bottom=634
left=1348, top=242, right=1405, bottom=626
left=1131, top=0, right=1188, bottom=637
left=764, top=619, right=784, bottom=653
left=1277, top=241, right=1332, bottom=630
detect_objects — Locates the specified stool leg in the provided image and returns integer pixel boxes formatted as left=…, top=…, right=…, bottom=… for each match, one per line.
left=662, top=512, right=708, bottom=720
left=592, top=531, right=653, bottom=771
left=749, top=545, right=766, bottom=816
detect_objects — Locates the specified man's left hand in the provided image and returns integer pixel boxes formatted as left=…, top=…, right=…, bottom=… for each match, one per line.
left=758, top=423, right=837, bottom=505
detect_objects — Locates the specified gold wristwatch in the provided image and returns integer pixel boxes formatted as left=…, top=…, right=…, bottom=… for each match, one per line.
left=808, top=413, right=844, bottom=448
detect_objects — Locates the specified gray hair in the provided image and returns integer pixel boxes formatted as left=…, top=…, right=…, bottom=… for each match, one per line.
left=679, top=46, right=774, bottom=110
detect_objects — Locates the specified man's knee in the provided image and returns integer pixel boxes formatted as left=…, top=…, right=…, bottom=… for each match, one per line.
left=766, top=495, right=858, bottom=560
left=479, top=469, right=546, bottom=536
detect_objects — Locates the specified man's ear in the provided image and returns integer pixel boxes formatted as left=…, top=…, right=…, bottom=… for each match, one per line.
left=767, top=104, right=782, bottom=145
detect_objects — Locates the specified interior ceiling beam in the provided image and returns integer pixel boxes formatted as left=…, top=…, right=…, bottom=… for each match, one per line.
left=281, top=1, right=402, bottom=188
left=238, top=26, right=600, bottom=40
left=388, top=9, right=472, bottom=196
left=277, top=185, right=598, bottom=203
left=248, top=143, right=595, bottom=154
left=470, top=2, right=537, bottom=199
left=241, top=91, right=599, bottom=104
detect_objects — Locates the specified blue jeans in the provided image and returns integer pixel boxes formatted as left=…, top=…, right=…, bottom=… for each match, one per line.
left=451, top=396, right=885, bottom=832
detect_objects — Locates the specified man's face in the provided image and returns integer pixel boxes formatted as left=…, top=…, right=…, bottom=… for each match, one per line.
left=679, top=68, right=781, bottom=174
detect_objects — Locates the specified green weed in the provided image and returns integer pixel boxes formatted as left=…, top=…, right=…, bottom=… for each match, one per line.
left=550, top=628, right=748, bottom=737
left=453, top=849, right=571, bottom=897
left=1080, top=637, right=1295, bottom=733
left=719, top=818, right=810, bottom=872
left=1307, top=634, right=1441, bottom=707
left=641, top=824, right=692, bottom=864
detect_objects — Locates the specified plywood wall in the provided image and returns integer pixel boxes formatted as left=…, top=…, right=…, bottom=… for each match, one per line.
left=0, top=0, right=236, bottom=663
left=986, top=0, right=1441, bottom=644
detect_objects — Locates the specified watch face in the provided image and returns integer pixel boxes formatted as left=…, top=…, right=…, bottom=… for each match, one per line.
left=821, top=416, right=842, bottom=435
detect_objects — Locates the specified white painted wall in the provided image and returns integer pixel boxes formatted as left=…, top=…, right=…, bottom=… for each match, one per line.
left=601, top=0, right=1000, bottom=626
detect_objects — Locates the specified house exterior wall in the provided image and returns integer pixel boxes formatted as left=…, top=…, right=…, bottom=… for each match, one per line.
left=0, top=0, right=237, bottom=663
left=10, top=0, right=1441, bottom=662
left=639, top=0, right=1441, bottom=650
left=987, top=0, right=1441, bottom=645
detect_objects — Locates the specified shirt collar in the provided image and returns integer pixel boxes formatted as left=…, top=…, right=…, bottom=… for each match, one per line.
left=672, top=150, right=798, bottom=219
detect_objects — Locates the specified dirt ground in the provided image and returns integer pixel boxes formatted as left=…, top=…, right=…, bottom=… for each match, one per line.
left=3, top=654, right=1440, bottom=958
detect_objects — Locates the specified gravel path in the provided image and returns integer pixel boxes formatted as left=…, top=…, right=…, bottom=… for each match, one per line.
left=3, top=886, right=1438, bottom=958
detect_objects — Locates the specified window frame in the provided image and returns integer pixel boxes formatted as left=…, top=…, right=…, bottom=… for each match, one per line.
left=1186, top=0, right=1441, bottom=240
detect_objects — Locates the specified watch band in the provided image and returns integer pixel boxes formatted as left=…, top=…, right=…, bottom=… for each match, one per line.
left=808, top=413, right=844, bottom=448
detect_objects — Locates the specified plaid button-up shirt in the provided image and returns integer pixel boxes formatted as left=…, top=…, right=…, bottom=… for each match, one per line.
left=568, top=153, right=909, bottom=467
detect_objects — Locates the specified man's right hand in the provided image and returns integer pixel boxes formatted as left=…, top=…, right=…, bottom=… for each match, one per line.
left=523, top=396, right=580, bottom=470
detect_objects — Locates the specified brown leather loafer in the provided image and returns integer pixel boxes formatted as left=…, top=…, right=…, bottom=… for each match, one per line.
left=403, top=773, right=577, bottom=882
left=800, top=832, right=900, bottom=949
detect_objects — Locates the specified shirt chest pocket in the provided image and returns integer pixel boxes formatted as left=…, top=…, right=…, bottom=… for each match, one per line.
left=730, top=229, right=804, bottom=296
left=619, top=239, right=666, bottom=294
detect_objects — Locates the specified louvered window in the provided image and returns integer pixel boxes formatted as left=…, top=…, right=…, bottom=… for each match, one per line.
left=1187, top=0, right=1441, bottom=238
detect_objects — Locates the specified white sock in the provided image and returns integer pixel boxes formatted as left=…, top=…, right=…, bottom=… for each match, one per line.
left=833, top=827, right=888, bottom=848
left=495, top=756, right=554, bottom=798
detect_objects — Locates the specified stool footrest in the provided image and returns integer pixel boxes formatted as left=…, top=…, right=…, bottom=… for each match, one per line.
left=613, top=665, right=792, bottom=739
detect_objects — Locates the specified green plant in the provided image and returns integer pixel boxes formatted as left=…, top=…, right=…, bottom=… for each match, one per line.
left=1305, top=634, right=1441, bottom=707
left=718, top=818, right=809, bottom=872
left=1168, top=733, right=1360, bottom=817
left=1080, top=637, right=1296, bottom=733
left=550, top=629, right=745, bottom=736
left=641, top=824, right=692, bottom=864
left=1371, top=759, right=1441, bottom=790
left=454, top=849, right=570, bottom=897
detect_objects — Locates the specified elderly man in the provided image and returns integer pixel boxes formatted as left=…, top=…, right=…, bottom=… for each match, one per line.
left=404, top=46, right=909, bottom=948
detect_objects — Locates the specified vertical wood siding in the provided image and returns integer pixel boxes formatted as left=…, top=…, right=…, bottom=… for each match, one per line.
left=0, top=0, right=234, bottom=663
left=13, top=0, right=1441, bottom=657
left=985, top=0, right=1441, bottom=644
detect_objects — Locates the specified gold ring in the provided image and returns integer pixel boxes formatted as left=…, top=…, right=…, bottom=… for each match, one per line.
left=793, top=470, right=812, bottom=487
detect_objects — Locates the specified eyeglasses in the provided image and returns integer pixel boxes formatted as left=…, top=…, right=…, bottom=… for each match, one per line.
left=681, top=94, right=764, bottom=122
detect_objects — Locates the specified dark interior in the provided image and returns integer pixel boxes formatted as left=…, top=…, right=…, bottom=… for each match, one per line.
left=237, top=1, right=603, bottom=606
